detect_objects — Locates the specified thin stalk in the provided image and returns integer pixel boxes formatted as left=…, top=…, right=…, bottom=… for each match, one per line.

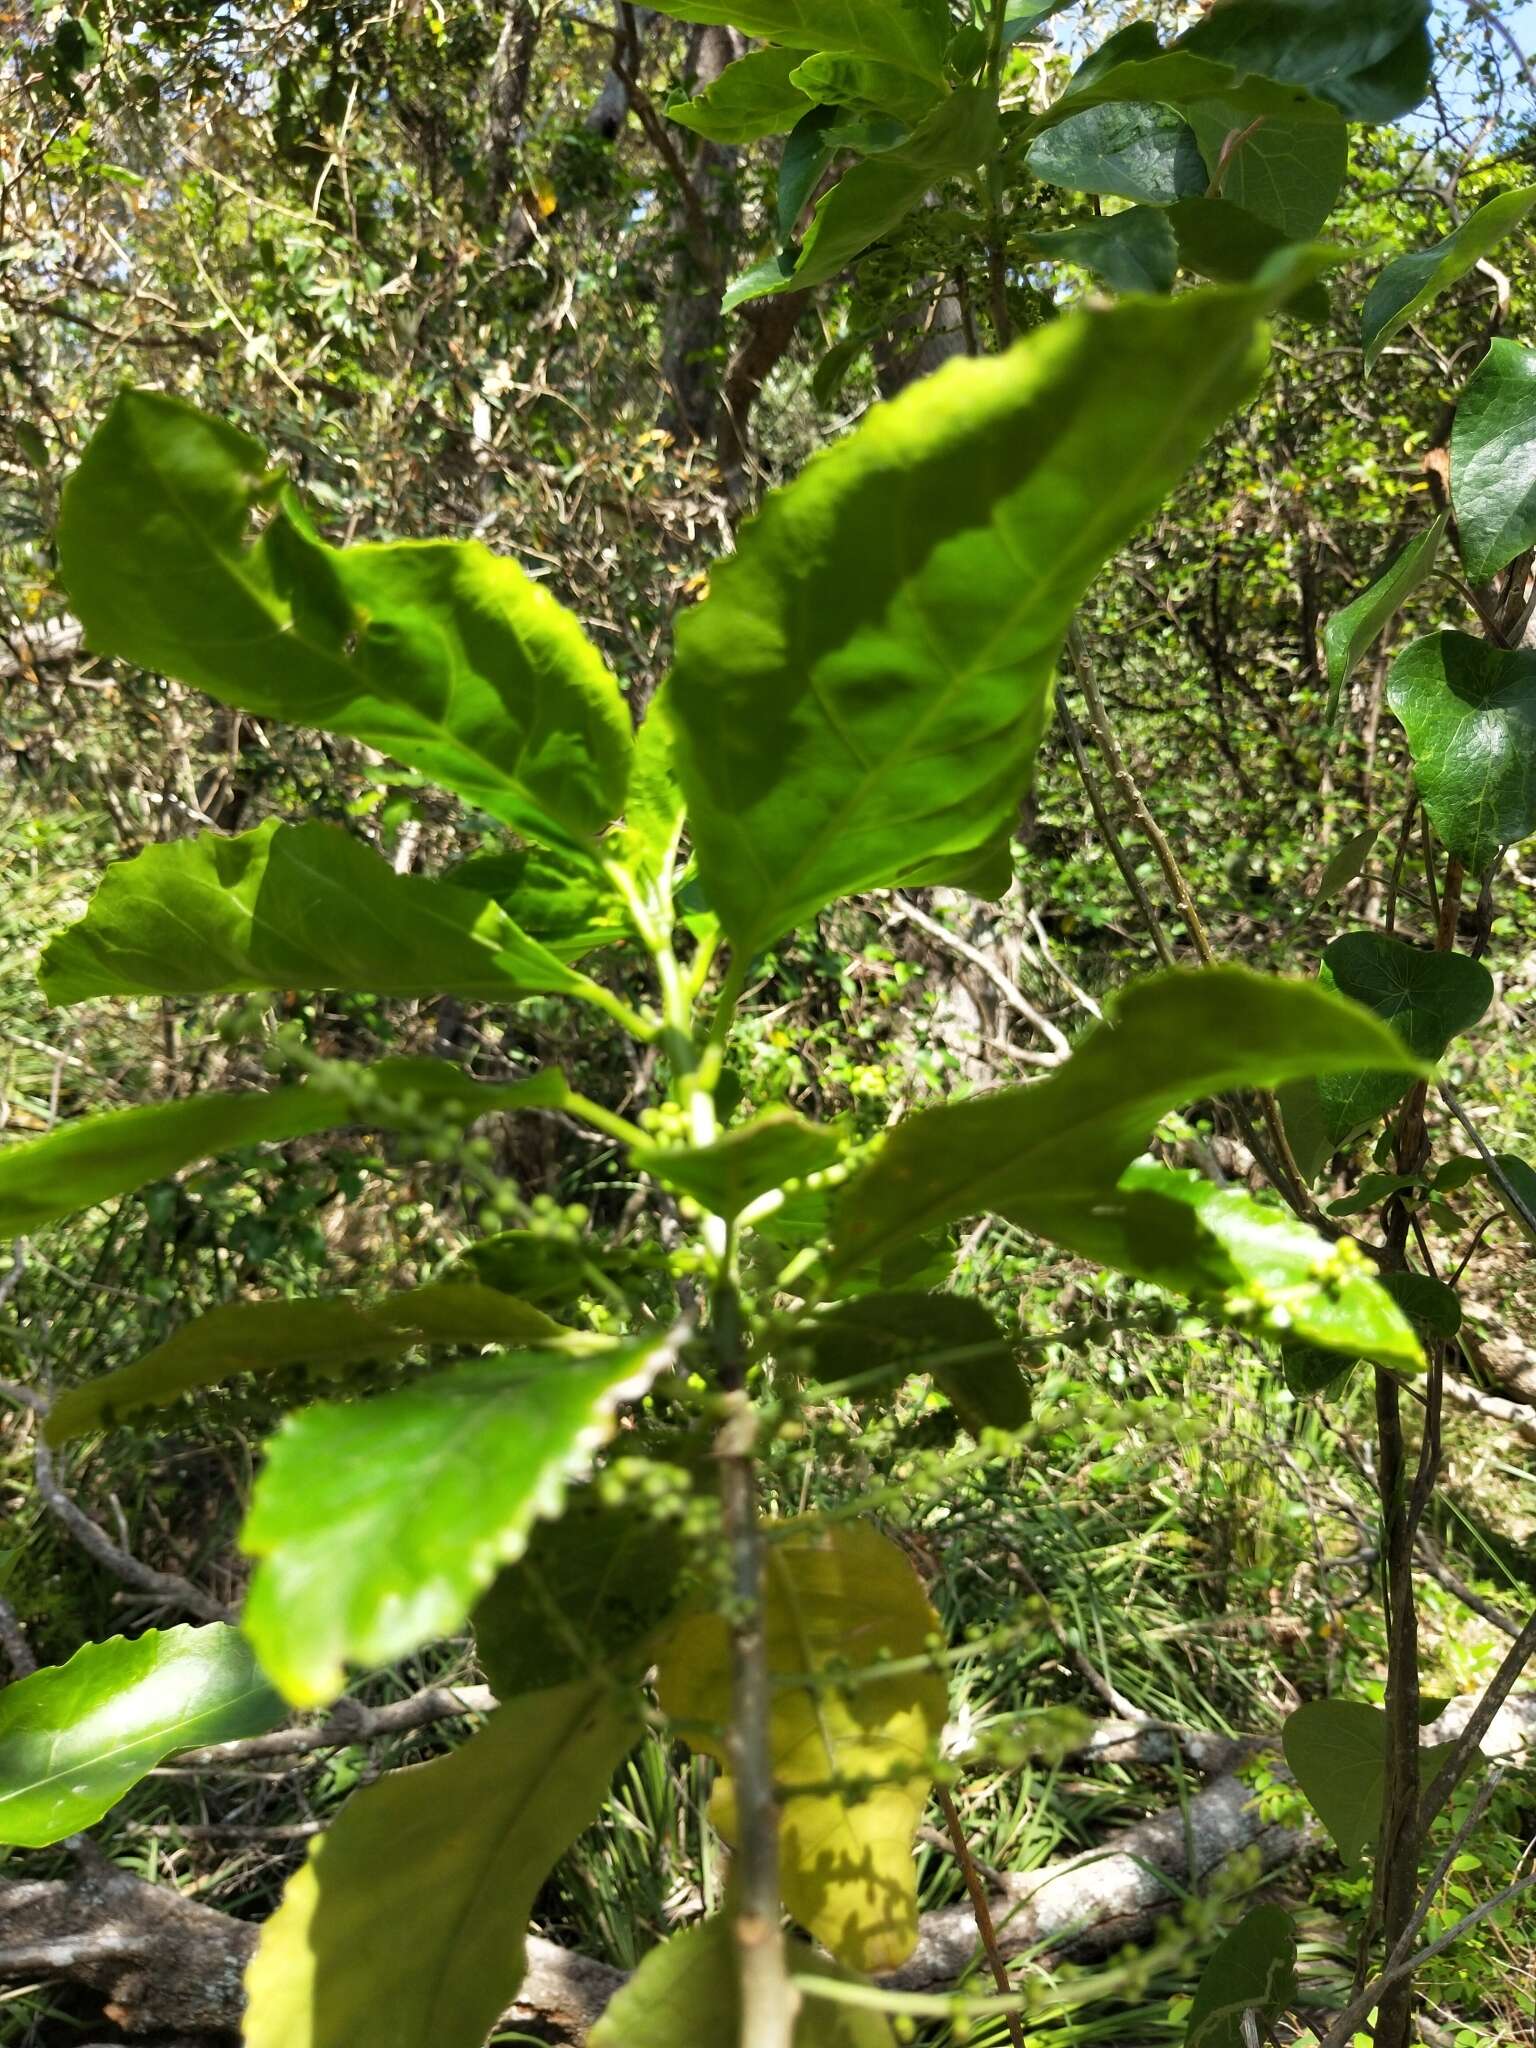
left=982, top=0, right=1013, bottom=350
left=1055, top=691, right=1177, bottom=969
left=937, top=1785, right=1028, bottom=2048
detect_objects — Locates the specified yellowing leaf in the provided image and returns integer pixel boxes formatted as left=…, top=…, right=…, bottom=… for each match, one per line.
left=655, top=1520, right=945, bottom=1973
left=532, top=176, right=558, bottom=217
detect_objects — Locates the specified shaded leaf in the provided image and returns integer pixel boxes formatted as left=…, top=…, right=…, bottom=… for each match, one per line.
left=1283, top=1699, right=1456, bottom=1868
left=45, top=1284, right=573, bottom=1443
left=1172, top=0, right=1431, bottom=123
left=1380, top=1269, right=1462, bottom=1342
left=790, top=50, right=945, bottom=126
left=1166, top=196, right=1331, bottom=322
left=1185, top=1904, right=1297, bottom=2048
left=0, top=1059, right=567, bottom=1239
left=590, top=1917, right=895, bottom=2048
left=452, top=1227, right=656, bottom=1304
left=1387, top=632, right=1536, bottom=873
left=1450, top=339, right=1536, bottom=584
left=243, top=1681, right=638, bottom=2048
left=1312, top=931, right=1492, bottom=1147
left=473, top=1493, right=685, bottom=1698
left=442, top=843, right=626, bottom=959
left=1322, top=512, right=1448, bottom=723
left=631, top=1110, right=842, bottom=1221
left=1282, top=1344, right=1356, bottom=1398
left=656, top=1520, right=946, bottom=1973
left=639, top=0, right=950, bottom=81
left=1026, top=207, right=1178, bottom=294
left=58, top=392, right=630, bottom=849
left=724, top=87, right=998, bottom=311
left=241, top=1337, right=676, bottom=1706
left=1311, top=826, right=1380, bottom=908
left=667, top=45, right=815, bottom=142
left=793, top=1292, right=1030, bottom=1430
left=670, top=278, right=1316, bottom=957
left=40, top=820, right=603, bottom=1007
left=1025, top=102, right=1207, bottom=205
left=0, top=1625, right=281, bottom=1847
left=1187, top=99, right=1347, bottom=238
left=1364, top=186, right=1536, bottom=370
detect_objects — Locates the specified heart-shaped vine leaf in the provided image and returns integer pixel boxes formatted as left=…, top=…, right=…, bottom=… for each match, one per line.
left=241, top=1336, right=676, bottom=1706
left=1283, top=1699, right=1456, bottom=1867
left=1450, top=339, right=1536, bottom=583
left=45, top=1284, right=573, bottom=1443
left=58, top=392, right=631, bottom=850
left=1025, top=102, right=1208, bottom=204
left=40, top=821, right=614, bottom=1009
left=1363, top=186, right=1536, bottom=370
left=0, top=1626, right=282, bottom=1846
left=1186, top=101, right=1347, bottom=238
left=243, top=1681, right=639, bottom=2048
left=1388, top=632, right=1536, bottom=873
left=1185, top=1904, right=1298, bottom=2048
left=472, top=1492, right=686, bottom=1699
left=1312, top=931, right=1493, bottom=1146
left=0, top=1060, right=567, bottom=1239
left=655, top=1519, right=946, bottom=1973
left=589, top=1917, right=895, bottom=2048
left=670, top=275, right=1319, bottom=958
left=1322, top=512, right=1448, bottom=722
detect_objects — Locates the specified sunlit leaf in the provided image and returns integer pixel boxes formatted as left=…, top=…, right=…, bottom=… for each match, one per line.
left=638, top=0, right=951, bottom=82
left=0, top=1625, right=281, bottom=1846
left=1321, top=512, right=1448, bottom=722
left=667, top=46, right=815, bottom=142
left=1449, top=339, right=1536, bottom=584
left=632, top=1111, right=842, bottom=1221
left=1283, top=1699, right=1455, bottom=1868
left=1185, top=1905, right=1297, bottom=2048
left=1363, top=186, right=1536, bottom=370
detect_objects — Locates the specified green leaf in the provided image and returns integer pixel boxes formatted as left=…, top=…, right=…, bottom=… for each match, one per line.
left=1025, top=102, right=1208, bottom=205
left=622, top=682, right=688, bottom=887
left=0, top=1625, right=282, bottom=1847
left=667, top=46, right=815, bottom=142
left=1311, top=825, right=1380, bottom=908
left=670, top=278, right=1313, bottom=957
left=442, top=843, right=627, bottom=960
left=1387, top=633, right=1536, bottom=873
left=656, top=1519, right=946, bottom=1973
left=45, top=1284, right=574, bottom=1443
left=1186, top=1904, right=1297, bottom=2048
left=1311, top=931, right=1492, bottom=1147
left=789, top=51, right=945, bottom=127
left=793, top=1292, right=1031, bottom=1430
left=590, top=1917, right=896, bottom=2048
left=1322, top=512, right=1448, bottom=722
left=1166, top=196, right=1332, bottom=322
left=724, top=87, right=998, bottom=311
left=242, top=1681, right=639, bottom=2048
left=451, top=1227, right=654, bottom=1304
left=472, top=1492, right=685, bottom=1698
left=1026, top=208, right=1179, bottom=294
left=1172, top=0, right=1431, bottom=123
left=830, top=966, right=1423, bottom=1275
left=1283, top=1699, right=1455, bottom=1868
left=0, top=1058, right=568, bottom=1239
left=58, top=391, right=631, bottom=850
left=779, top=105, right=840, bottom=247
left=631, top=1110, right=842, bottom=1221
left=40, top=820, right=609, bottom=1008
left=1380, top=1269, right=1462, bottom=1342
left=1283, top=1344, right=1356, bottom=1397
left=1100, top=1162, right=1423, bottom=1367
left=1188, top=100, right=1347, bottom=238
left=638, top=0, right=950, bottom=81
left=1450, top=340, right=1536, bottom=584
left=1363, top=187, right=1536, bottom=370
left=241, top=1337, right=675, bottom=1706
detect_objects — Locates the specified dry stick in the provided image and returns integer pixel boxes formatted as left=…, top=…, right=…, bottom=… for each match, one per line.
left=1054, top=693, right=1177, bottom=970
left=0, top=1596, right=37, bottom=1680
left=891, top=894, right=1072, bottom=1061
left=32, top=1437, right=230, bottom=1624
left=937, top=1787, right=1028, bottom=2048
left=166, top=1683, right=498, bottom=1766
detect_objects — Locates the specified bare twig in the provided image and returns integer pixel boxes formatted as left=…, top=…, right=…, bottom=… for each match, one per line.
left=166, top=1682, right=498, bottom=1766
left=32, top=1437, right=231, bottom=1624
left=891, top=895, right=1072, bottom=1061
left=937, top=1786, right=1028, bottom=2048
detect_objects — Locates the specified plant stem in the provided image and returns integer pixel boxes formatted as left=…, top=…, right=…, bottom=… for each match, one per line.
left=938, top=1785, right=1027, bottom=2048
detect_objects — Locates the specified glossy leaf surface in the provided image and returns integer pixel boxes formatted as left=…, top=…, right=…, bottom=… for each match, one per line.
left=666, top=46, right=814, bottom=141
left=656, top=1520, right=946, bottom=1972
left=670, top=282, right=1306, bottom=957
left=1283, top=1699, right=1454, bottom=1867
left=1321, top=512, right=1447, bottom=722
left=46, top=1284, right=571, bottom=1442
left=58, top=392, right=631, bottom=848
left=0, top=1625, right=281, bottom=1846
left=1450, top=339, right=1536, bottom=583
left=242, top=1338, right=673, bottom=1705
left=631, top=1110, right=842, bottom=1221
left=41, top=820, right=597, bottom=1006
left=1185, top=1905, right=1298, bottom=2048
left=0, top=1059, right=566, bottom=1238
left=472, top=1493, right=685, bottom=1698
left=243, top=1682, right=638, bottom=2048
left=1313, top=932, right=1492, bottom=1146
left=1364, top=187, right=1536, bottom=369
left=589, top=1918, right=895, bottom=2048
left=1024, top=102, right=1207, bottom=204
left=1026, top=208, right=1179, bottom=294
left=1387, top=632, right=1536, bottom=873
left=830, top=968, right=1422, bottom=1274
